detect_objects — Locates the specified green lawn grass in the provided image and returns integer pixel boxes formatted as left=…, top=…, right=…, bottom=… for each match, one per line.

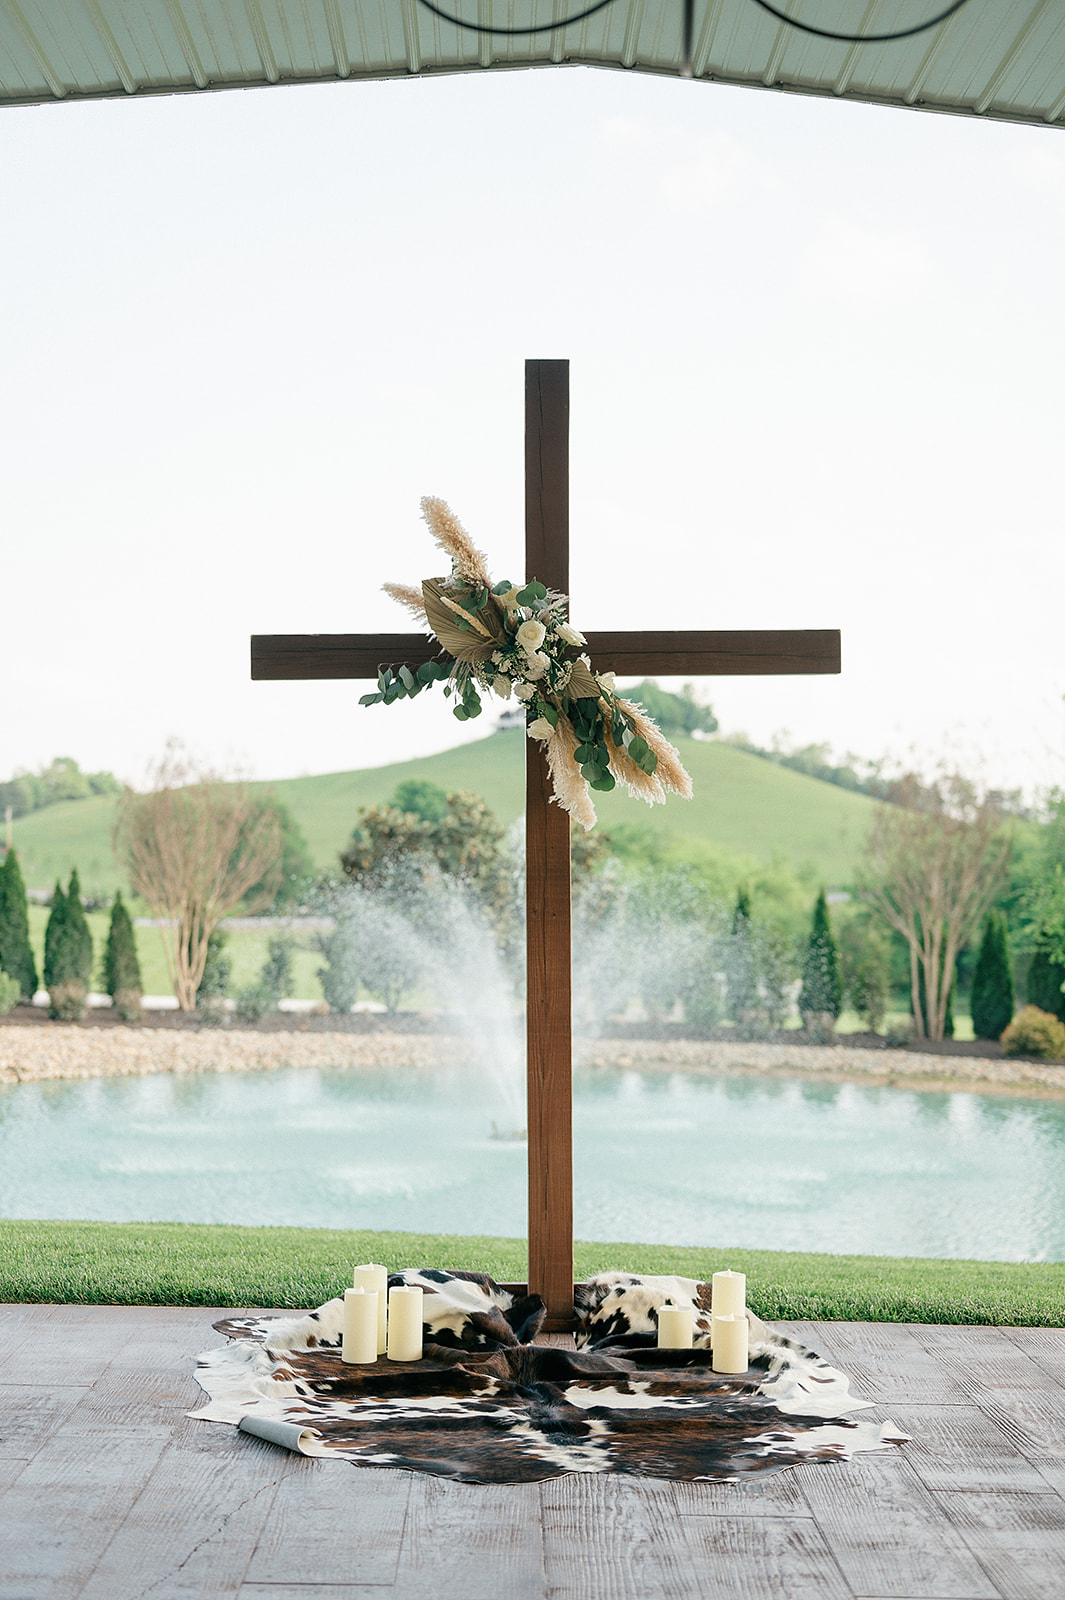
left=1, top=1220, right=1060, bottom=1325
left=10, top=730, right=878, bottom=900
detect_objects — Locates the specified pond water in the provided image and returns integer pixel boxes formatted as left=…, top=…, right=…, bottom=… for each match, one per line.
left=2, top=1064, right=1063, bottom=1261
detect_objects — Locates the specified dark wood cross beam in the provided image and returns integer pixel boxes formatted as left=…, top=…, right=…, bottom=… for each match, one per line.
left=252, top=359, right=840, bottom=1329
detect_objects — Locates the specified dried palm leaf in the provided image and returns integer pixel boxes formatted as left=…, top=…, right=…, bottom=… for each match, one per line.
left=565, top=658, right=601, bottom=701
left=421, top=579, right=498, bottom=665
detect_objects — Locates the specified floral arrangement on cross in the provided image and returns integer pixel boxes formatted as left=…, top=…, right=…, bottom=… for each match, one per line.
left=362, top=498, right=692, bottom=830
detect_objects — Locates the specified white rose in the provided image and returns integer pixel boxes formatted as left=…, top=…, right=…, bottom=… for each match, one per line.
left=555, top=622, right=586, bottom=648
left=493, top=676, right=512, bottom=699
left=514, top=681, right=537, bottom=701
left=523, top=652, right=550, bottom=680
left=516, top=619, right=547, bottom=653
left=527, top=717, right=555, bottom=741
left=598, top=670, right=616, bottom=692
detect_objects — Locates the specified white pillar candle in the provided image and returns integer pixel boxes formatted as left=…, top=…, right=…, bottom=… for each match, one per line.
left=354, top=1263, right=389, bottom=1353
left=342, top=1288, right=378, bottom=1364
left=386, top=1285, right=424, bottom=1362
left=711, top=1270, right=746, bottom=1317
left=657, top=1301, right=694, bottom=1349
left=712, top=1313, right=749, bottom=1373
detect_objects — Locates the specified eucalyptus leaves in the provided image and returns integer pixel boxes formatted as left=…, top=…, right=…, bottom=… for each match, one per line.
left=363, top=498, right=692, bottom=830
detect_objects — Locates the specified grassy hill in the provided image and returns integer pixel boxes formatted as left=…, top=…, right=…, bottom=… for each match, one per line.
left=8, top=731, right=877, bottom=897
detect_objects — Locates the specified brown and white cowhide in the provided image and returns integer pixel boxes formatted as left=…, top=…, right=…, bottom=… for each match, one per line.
left=190, top=1269, right=906, bottom=1484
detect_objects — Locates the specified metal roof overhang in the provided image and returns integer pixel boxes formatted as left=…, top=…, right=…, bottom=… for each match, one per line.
left=1, top=0, right=1063, bottom=127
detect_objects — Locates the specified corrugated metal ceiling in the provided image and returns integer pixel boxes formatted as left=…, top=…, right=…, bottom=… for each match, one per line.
left=1, top=0, right=1063, bottom=127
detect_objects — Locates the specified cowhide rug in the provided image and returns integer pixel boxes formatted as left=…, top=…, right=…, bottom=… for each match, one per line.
left=190, top=1269, right=907, bottom=1484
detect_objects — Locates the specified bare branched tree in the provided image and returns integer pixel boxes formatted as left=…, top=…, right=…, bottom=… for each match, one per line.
left=114, top=745, right=283, bottom=1011
left=861, top=773, right=1012, bottom=1041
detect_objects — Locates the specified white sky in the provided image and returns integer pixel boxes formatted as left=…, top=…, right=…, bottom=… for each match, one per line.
left=2, top=66, right=1063, bottom=793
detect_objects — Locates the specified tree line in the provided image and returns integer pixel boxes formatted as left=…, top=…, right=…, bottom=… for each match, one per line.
left=1, top=722, right=1063, bottom=1054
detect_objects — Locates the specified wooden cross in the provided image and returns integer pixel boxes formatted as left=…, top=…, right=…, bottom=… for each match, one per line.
left=252, top=359, right=840, bottom=1329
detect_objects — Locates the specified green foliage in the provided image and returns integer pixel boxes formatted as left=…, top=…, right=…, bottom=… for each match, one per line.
left=729, top=736, right=891, bottom=802
left=241, top=797, right=313, bottom=911
left=103, top=891, right=142, bottom=1020
left=196, top=929, right=231, bottom=1003
left=1007, top=796, right=1065, bottom=1008
left=605, top=830, right=815, bottom=941
left=317, top=917, right=359, bottom=1014
left=725, top=888, right=758, bottom=1023
left=389, top=780, right=451, bottom=824
left=799, top=890, right=843, bottom=1023
left=970, top=911, right=1015, bottom=1040
left=0, top=971, right=19, bottom=1015
left=46, top=869, right=93, bottom=1020
left=3, top=1219, right=1065, bottom=1327
left=235, top=934, right=295, bottom=1021
left=1001, top=1005, right=1065, bottom=1061
left=354, top=902, right=423, bottom=1013
left=622, top=681, right=718, bottom=739
left=0, top=756, right=120, bottom=817
left=0, top=848, right=37, bottom=1000
left=232, top=982, right=272, bottom=1023
left=837, top=912, right=891, bottom=1033
left=1028, top=948, right=1065, bottom=1022
left=260, top=935, right=294, bottom=998
left=340, top=789, right=515, bottom=957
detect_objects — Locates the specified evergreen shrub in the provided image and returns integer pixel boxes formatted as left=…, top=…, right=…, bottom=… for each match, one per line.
left=104, top=892, right=143, bottom=1022
left=196, top=929, right=232, bottom=1023
left=1001, top=1006, right=1065, bottom=1061
left=234, top=935, right=294, bottom=1023
left=47, top=869, right=93, bottom=1021
left=0, top=971, right=19, bottom=1015
left=0, top=849, right=37, bottom=1001
left=970, top=911, right=1014, bottom=1040
left=43, top=880, right=65, bottom=992
left=1027, top=947, right=1065, bottom=1023
left=724, top=889, right=757, bottom=1023
left=799, top=889, right=842, bottom=1028
left=838, top=918, right=890, bottom=1033
left=197, top=930, right=231, bottom=1002
left=318, top=918, right=359, bottom=1014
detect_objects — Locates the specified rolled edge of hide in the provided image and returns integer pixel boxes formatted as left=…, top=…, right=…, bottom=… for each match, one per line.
left=238, top=1414, right=323, bottom=1454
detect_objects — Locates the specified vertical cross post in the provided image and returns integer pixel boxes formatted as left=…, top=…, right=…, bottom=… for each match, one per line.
left=524, top=359, right=574, bottom=1328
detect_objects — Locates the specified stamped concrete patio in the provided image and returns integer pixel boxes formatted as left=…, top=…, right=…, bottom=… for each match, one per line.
left=1, top=1304, right=1064, bottom=1599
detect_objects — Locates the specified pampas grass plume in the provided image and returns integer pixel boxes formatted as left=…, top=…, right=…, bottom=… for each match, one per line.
left=382, top=583, right=429, bottom=625
left=421, top=497, right=492, bottom=589
left=625, top=703, right=693, bottom=800
left=545, top=714, right=597, bottom=831
left=604, top=715, right=666, bottom=806
left=611, top=699, right=693, bottom=803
